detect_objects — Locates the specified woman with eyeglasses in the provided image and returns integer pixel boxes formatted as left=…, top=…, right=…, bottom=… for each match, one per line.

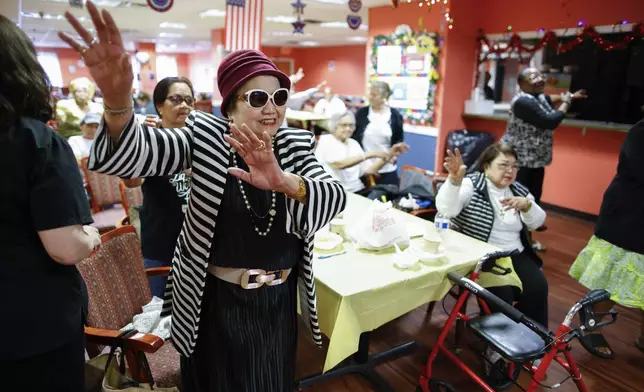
left=315, top=111, right=409, bottom=195
left=436, top=144, right=548, bottom=326
left=124, top=77, right=196, bottom=298
left=436, top=143, right=548, bottom=377
left=59, top=3, right=345, bottom=391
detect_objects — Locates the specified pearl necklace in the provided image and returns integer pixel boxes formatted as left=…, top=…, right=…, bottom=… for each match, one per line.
left=230, top=148, right=277, bottom=237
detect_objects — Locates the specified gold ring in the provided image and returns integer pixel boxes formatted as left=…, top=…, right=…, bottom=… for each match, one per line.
left=80, top=46, right=89, bottom=56
left=255, top=140, right=266, bottom=151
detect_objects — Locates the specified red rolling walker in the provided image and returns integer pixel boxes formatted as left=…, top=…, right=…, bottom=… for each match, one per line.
left=417, top=250, right=618, bottom=392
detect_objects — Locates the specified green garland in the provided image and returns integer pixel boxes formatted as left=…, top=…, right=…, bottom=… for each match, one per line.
left=369, top=31, right=441, bottom=126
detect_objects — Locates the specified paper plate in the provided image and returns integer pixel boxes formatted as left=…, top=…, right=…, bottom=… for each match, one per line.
left=314, top=231, right=344, bottom=251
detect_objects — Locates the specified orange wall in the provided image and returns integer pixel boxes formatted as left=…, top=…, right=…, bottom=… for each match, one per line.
left=264, top=45, right=367, bottom=97
left=368, top=0, right=643, bottom=215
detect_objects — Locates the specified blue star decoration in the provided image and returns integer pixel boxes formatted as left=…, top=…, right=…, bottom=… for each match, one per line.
left=291, top=0, right=306, bottom=14
left=293, top=19, right=306, bottom=33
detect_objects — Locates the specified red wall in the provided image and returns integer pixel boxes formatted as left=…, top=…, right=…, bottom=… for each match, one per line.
left=264, top=45, right=368, bottom=97
left=368, top=0, right=643, bottom=215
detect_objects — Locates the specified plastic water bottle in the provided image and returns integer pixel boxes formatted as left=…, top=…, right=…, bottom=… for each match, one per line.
left=434, top=213, right=451, bottom=248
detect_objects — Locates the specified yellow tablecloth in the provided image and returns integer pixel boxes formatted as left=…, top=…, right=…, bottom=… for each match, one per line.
left=313, top=194, right=500, bottom=372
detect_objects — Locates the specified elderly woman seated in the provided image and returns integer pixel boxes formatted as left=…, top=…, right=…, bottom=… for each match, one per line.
left=436, top=143, right=548, bottom=328
left=315, top=111, right=409, bottom=195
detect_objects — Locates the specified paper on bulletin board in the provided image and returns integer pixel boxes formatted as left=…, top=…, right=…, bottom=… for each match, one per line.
left=376, top=46, right=403, bottom=75
left=376, top=76, right=430, bottom=110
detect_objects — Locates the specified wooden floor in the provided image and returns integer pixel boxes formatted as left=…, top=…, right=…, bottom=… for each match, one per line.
left=295, top=211, right=643, bottom=392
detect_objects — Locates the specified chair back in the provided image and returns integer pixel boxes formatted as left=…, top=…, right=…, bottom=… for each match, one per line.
left=81, top=157, right=123, bottom=212
left=400, top=165, right=435, bottom=197
left=445, top=130, right=496, bottom=173
left=77, top=226, right=151, bottom=333
left=120, top=181, right=144, bottom=219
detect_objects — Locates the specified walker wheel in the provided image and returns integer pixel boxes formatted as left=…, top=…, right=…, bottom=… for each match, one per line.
left=417, top=379, right=455, bottom=392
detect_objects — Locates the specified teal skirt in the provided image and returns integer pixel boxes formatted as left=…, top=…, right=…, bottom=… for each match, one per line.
left=569, top=236, right=644, bottom=310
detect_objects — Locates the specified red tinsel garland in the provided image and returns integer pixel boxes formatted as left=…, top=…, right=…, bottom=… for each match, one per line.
left=478, top=23, right=644, bottom=63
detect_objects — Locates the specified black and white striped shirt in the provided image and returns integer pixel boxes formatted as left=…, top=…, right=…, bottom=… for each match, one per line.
left=88, top=111, right=347, bottom=357
left=450, top=172, right=530, bottom=243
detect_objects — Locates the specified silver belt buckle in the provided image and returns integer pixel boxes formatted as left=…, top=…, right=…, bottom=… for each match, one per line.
left=240, top=269, right=288, bottom=289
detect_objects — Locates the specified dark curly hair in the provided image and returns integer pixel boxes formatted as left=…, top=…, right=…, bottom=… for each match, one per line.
left=0, top=15, right=52, bottom=131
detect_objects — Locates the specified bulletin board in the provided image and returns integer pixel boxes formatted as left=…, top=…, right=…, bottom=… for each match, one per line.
left=370, top=31, right=441, bottom=126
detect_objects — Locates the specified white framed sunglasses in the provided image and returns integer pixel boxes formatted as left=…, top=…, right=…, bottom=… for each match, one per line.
left=237, top=88, right=290, bottom=109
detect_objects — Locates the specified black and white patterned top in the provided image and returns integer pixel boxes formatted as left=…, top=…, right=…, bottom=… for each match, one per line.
left=502, top=92, right=565, bottom=168
left=88, top=112, right=347, bottom=357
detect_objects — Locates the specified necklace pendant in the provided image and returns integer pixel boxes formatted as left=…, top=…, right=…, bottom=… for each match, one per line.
left=269, top=208, right=276, bottom=217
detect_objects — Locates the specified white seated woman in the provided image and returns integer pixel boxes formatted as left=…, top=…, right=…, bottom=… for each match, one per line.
left=315, top=111, right=409, bottom=195
left=436, top=143, right=549, bottom=328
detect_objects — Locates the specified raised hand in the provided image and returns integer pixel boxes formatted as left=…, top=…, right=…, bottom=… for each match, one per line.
left=58, top=1, right=133, bottom=107
left=444, top=148, right=466, bottom=184
left=224, top=124, right=289, bottom=192
left=290, top=68, right=305, bottom=84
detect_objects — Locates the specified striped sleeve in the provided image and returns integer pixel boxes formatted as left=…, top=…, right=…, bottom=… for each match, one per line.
left=86, top=112, right=195, bottom=178
left=282, top=131, right=347, bottom=239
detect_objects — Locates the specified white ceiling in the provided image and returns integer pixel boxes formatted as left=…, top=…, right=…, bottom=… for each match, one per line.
left=15, top=0, right=386, bottom=52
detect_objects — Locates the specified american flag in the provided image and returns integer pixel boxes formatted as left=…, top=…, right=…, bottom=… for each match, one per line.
left=225, top=0, right=263, bottom=52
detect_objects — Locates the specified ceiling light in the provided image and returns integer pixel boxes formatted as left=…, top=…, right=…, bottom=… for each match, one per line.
left=92, top=0, right=122, bottom=6
left=160, top=22, right=187, bottom=29
left=21, top=11, right=88, bottom=23
left=320, top=21, right=368, bottom=30
left=348, top=36, right=367, bottom=42
left=315, top=0, right=348, bottom=4
left=199, top=9, right=226, bottom=18
left=300, top=41, right=319, bottom=47
left=265, top=16, right=297, bottom=24
left=46, top=0, right=123, bottom=7
left=159, top=32, right=182, bottom=38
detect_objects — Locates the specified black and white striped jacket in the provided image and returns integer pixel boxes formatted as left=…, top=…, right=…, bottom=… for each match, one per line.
left=451, top=172, right=538, bottom=262
left=88, top=111, right=347, bottom=357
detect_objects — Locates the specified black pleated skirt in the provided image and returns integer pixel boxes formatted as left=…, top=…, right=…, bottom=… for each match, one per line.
left=180, top=273, right=298, bottom=392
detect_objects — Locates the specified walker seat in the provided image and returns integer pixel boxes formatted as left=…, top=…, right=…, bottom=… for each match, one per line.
left=468, top=313, right=546, bottom=362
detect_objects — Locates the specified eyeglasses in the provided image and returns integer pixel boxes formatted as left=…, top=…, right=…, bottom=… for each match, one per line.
left=496, top=163, right=520, bottom=172
left=166, top=95, right=195, bottom=106
left=238, top=88, right=289, bottom=109
left=338, top=122, right=356, bottom=129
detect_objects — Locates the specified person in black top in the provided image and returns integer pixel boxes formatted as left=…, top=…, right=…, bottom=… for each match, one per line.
left=353, top=81, right=408, bottom=185
left=0, top=15, right=101, bottom=391
left=483, top=71, right=495, bottom=101
left=502, top=67, right=586, bottom=250
left=569, top=118, right=644, bottom=359
left=124, top=77, right=195, bottom=298
left=502, top=67, right=587, bottom=204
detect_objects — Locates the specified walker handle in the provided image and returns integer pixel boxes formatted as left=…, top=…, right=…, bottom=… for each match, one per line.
left=447, top=272, right=524, bottom=323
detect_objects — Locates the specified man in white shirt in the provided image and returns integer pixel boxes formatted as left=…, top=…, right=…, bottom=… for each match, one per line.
left=313, top=87, right=347, bottom=117
left=67, top=112, right=100, bottom=161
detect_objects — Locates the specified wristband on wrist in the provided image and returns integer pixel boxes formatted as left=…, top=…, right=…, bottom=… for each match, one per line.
left=104, top=104, right=133, bottom=116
